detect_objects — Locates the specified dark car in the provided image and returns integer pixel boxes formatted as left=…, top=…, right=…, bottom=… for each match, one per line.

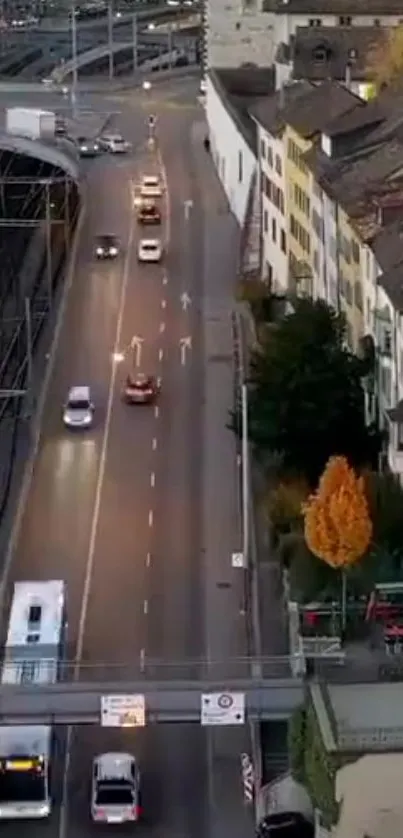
left=94, top=235, right=119, bottom=259
left=122, top=373, right=159, bottom=404
left=137, top=201, right=161, bottom=225
left=77, top=136, right=100, bottom=157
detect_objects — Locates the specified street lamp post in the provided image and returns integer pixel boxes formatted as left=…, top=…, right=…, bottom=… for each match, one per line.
left=132, top=13, right=138, bottom=75
left=71, top=3, right=78, bottom=116
left=241, top=383, right=249, bottom=567
left=107, top=1, right=114, bottom=81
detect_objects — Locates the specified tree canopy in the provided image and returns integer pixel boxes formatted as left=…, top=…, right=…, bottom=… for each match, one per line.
left=366, top=25, right=403, bottom=92
left=237, top=298, right=379, bottom=483
left=304, top=456, right=372, bottom=571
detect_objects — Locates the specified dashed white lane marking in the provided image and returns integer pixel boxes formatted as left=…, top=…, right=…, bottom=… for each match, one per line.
left=157, top=376, right=162, bottom=388
left=146, top=552, right=151, bottom=567
left=161, top=299, right=167, bottom=309
left=162, top=275, right=168, bottom=285
left=148, top=509, right=153, bottom=527
left=140, top=648, right=145, bottom=672
left=143, top=599, right=149, bottom=615
left=152, top=437, right=157, bottom=450
left=158, top=348, right=163, bottom=362
left=159, top=322, right=165, bottom=333
left=150, top=472, right=155, bottom=488
left=154, top=405, right=159, bottom=419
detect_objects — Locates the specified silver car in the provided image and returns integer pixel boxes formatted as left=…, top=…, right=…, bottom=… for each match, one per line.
left=91, top=752, right=141, bottom=824
left=63, top=386, right=94, bottom=429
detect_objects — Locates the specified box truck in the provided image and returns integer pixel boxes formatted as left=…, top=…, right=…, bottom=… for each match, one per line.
left=6, top=108, right=56, bottom=140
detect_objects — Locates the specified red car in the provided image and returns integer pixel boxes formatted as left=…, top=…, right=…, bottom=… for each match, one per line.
left=122, top=373, right=159, bottom=404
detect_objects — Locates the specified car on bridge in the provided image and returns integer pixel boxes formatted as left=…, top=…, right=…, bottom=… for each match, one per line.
left=137, top=238, right=163, bottom=262
left=63, top=386, right=94, bottom=429
left=140, top=175, right=162, bottom=199
left=92, top=752, right=141, bottom=824
left=77, top=136, right=100, bottom=157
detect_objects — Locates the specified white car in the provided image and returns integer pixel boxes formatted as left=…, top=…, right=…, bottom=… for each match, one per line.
left=138, top=238, right=163, bottom=263
left=99, top=133, right=130, bottom=153
left=140, top=175, right=162, bottom=198
left=91, top=753, right=141, bottom=824
left=63, top=386, right=94, bottom=429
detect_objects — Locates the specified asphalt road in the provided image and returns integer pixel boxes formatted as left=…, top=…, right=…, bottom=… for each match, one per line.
left=0, top=80, right=253, bottom=838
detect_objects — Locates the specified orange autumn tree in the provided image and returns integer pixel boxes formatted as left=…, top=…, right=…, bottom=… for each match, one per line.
left=303, top=456, right=372, bottom=628
left=366, top=25, right=403, bottom=92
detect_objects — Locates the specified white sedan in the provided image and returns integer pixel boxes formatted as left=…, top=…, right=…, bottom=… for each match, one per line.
left=137, top=239, right=163, bottom=263
left=99, top=133, right=131, bottom=153
left=140, top=176, right=162, bottom=198
left=63, top=386, right=94, bottom=429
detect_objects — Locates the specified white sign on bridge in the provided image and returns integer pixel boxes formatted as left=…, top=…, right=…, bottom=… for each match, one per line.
left=101, top=694, right=146, bottom=728
left=201, top=692, right=245, bottom=726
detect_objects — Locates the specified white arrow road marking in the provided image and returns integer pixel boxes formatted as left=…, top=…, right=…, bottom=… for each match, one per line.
left=180, top=336, right=192, bottom=365
left=180, top=291, right=191, bottom=311
left=130, top=335, right=143, bottom=367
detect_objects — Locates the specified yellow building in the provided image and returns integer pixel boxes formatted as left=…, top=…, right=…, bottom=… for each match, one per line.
left=284, top=123, right=313, bottom=295
left=281, top=81, right=360, bottom=297
left=336, top=208, right=364, bottom=353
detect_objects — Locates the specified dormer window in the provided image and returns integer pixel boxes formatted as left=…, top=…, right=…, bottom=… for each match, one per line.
left=313, top=45, right=327, bottom=63
left=339, top=15, right=352, bottom=24
left=28, top=604, right=41, bottom=625
left=309, top=17, right=321, bottom=26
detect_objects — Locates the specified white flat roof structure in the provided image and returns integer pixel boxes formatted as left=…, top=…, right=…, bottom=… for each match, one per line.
left=335, top=754, right=403, bottom=838
left=2, top=580, right=65, bottom=685
left=0, top=726, right=51, bottom=760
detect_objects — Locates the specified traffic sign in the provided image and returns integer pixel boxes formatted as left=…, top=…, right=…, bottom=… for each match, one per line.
left=101, top=694, right=146, bottom=728
left=232, top=551, right=245, bottom=568
left=201, top=692, right=245, bottom=726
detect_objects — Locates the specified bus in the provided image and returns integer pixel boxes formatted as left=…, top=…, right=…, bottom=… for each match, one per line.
left=0, top=580, right=66, bottom=819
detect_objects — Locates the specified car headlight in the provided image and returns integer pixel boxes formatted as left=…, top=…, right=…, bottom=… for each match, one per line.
left=109, top=248, right=117, bottom=256
left=96, top=248, right=103, bottom=255
left=39, top=804, right=50, bottom=816
left=83, top=414, right=92, bottom=424
left=94, top=144, right=99, bottom=151
left=81, top=146, right=87, bottom=151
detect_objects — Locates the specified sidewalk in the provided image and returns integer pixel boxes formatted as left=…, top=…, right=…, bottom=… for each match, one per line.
left=192, top=117, right=255, bottom=838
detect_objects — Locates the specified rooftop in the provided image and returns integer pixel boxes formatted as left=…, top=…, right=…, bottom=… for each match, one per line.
left=335, top=755, right=403, bottom=838
left=274, top=0, right=403, bottom=13
left=281, top=80, right=360, bottom=138
left=378, top=260, right=403, bottom=312
left=371, top=218, right=403, bottom=272
left=209, top=67, right=275, bottom=154
left=291, top=26, right=383, bottom=83
left=248, top=80, right=314, bottom=137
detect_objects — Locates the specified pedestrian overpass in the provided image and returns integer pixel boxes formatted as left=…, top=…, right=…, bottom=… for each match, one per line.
left=0, top=677, right=304, bottom=726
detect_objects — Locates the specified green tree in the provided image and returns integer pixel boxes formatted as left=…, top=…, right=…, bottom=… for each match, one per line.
left=364, top=470, right=403, bottom=577
left=232, top=298, right=380, bottom=484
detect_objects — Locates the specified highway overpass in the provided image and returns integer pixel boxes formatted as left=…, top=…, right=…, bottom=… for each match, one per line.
left=51, top=44, right=193, bottom=81
left=0, top=678, right=304, bottom=724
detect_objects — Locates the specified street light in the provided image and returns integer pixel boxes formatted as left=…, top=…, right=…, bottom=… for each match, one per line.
left=142, top=80, right=151, bottom=92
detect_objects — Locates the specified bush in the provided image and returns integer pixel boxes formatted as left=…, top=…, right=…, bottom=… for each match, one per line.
left=264, top=478, right=309, bottom=546
left=290, top=699, right=339, bottom=828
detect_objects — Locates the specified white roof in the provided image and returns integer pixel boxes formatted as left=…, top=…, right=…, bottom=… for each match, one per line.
left=0, top=726, right=51, bottom=759
left=2, top=580, right=65, bottom=685
left=139, top=239, right=160, bottom=247
left=68, top=385, right=90, bottom=402
left=96, top=752, right=135, bottom=780
left=335, top=754, right=403, bottom=838
left=141, top=175, right=159, bottom=183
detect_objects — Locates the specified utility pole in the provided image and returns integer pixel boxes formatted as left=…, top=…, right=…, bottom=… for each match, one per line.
left=241, top=383, right=249, bottom=567
left=132, top=13, right=137, bottom=75
left=167, top=22, right=173, bottom=69
left=71, top=2, right=78, bottom=117
left=108, top=0, right=114, bottom=82
left=24, top=296, right=33, bottom=416
left=45, top=182, right=52, bottom=306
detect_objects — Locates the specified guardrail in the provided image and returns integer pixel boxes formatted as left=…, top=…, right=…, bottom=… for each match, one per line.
left=0, top=64, right=200, bottom=93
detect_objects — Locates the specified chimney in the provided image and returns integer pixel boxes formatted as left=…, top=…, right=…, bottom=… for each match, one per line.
left=345, top=61, right=352, bottom=90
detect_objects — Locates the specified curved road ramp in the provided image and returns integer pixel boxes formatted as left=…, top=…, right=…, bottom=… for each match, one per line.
left=50, top=43, right=189, bottom=82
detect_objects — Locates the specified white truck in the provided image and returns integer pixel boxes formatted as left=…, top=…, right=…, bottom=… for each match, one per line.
left=6, top=108, right=56, bottom=140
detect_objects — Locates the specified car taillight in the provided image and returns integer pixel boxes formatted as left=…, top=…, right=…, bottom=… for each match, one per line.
left=134, top=805, right=142, bottom=818
left=95, top=809, right=106, bottom=819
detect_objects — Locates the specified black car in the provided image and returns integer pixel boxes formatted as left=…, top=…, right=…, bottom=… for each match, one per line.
left=77, top=136, right=100, bottom=157
left=94, top=235, right=119, bottom=259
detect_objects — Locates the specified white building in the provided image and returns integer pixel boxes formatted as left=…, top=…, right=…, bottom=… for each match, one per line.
left=308, top=173, right=339, bottom=306
left=249, top=93, right=289, bottom=291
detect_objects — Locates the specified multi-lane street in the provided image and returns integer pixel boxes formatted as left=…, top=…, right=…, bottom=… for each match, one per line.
left=0, top=80, right=254, bottom=838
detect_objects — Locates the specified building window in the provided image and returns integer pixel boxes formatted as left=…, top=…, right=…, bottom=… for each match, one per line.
left=260, top=138, right=266, bottom=159
left=352, top=240, right=360, bottom=263
left=238, top=150, right=243, bottom=183
left=345, top=277, right=353, bottom=306
left=263, top=209, right=268, bottom=233
left=272, top=218, right=277, bottom=242
left=313, top=249, right=320, bottom=275
left=267, top=146, right=273, bottom=167
left=373, top=17, right=380, bottom=25
left=265, top=261, right=273, bottom=287
left=309, top=17, right=322, bottom=25
left=280, top=229, right=286, bottom=253
left=354, top=280, right=363, bottom=311
left=235, top=21, right=241, bottom=30
left=339, top=15, right=352, bottom=24
left=275, top=154, right=282, bottom=176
